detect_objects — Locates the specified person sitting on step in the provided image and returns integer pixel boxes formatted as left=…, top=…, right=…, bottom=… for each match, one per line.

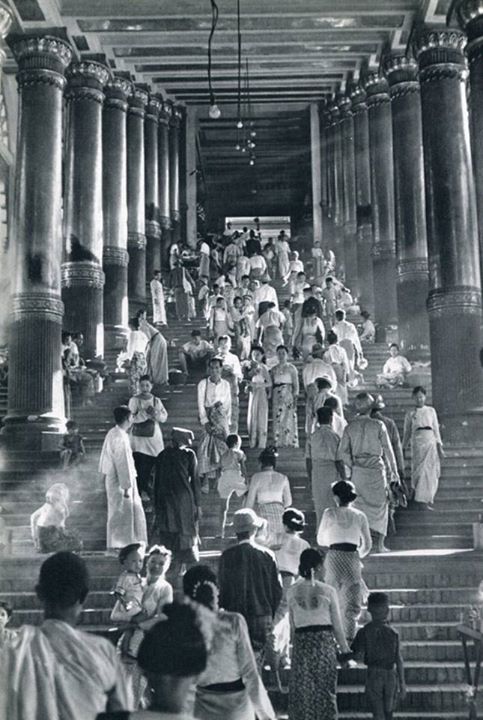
left=376, top=343, right=412, bottom=388
left=59, top=419, right=86, bottom=470
left=178, top=329, right=214, bottom=381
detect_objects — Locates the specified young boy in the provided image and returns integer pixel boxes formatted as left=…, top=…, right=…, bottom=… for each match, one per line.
left=59, top=420, right=86, bottom=469
left=349, top=592, right=406, bottom=720
left=110, top=543, right=145, bottom=624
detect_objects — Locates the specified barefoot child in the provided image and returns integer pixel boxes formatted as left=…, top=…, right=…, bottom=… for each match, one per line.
left=217, top=434, right=247, bottom=538
left=30, top=483, right=82, bottom=553
left=59, top=420, right=86, bottom=469
left=346, top=592, right=406, bottom=720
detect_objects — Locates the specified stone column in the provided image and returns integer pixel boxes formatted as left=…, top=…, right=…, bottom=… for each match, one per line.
left=62, top=58, right=109, bottom=361
left=169, top=104, right=182, bottom=243
left=127, top=85, right=149, bottom=314
left=158, top=100, right=171, bottom=267
left=185, top=106, right=198, bottom=249
left=145, top=94, right=162, bottom=279
left=310, top=103, right=323, bottom=248
left=351, top=85, right=374, bottom=315
left=457, top=2, right=483, bottom=282
left=5, top=32, right=71, bottom=447
left=339, top=96, right=358, bottom=293
left=329, top=102, right=345, bottom=273
left=415, top=29, right=483, bottom=415
left=364, top=73, right=398, bottom=337
left=102, top=75, right=131, bottom=350
left=385, top=55, right=430, bottom=359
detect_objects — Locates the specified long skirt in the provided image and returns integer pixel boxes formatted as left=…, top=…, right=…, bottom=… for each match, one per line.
left=351, top=464, right=388, bottom=536
left=412, top=429, right=440, bottom=504
left=105, top=474, right=148, bottom=549
left=128, top=352, right=147, bottom=396
left=247, top=386, right=268, bottom=448
left=312, top=460, right=338, bottom=528
left=38, top=525, right=83, bottom=554
left=324, top=549, right=367, bottom=642
left=267, top=573, right=294, bottom=669
left=195, top=687, right=255, bottom=720
left=257, top=501, right=284, bottom=550
left=273, top=385, right=299, bottom=448
left=278, top=251, right=290, bottom=279
left=146, top=333, right=168, bottom=386
left=288, top=628, right=338, bottom=720
left=175, top=287, right=190, bottom=319
left=152, top=296, right=167, bottom=325
left=200, top=253, right=210, bottom=279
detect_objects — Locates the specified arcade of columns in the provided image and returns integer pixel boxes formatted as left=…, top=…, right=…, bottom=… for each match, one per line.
left=1, top=29, right=190, bottom=449
left=3, top=7, right=483, bottom=450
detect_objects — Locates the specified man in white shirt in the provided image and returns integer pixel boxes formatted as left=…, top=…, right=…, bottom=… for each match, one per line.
left=197, top=357, right=232, bottom=493
left=217, top=335, right=242, bottom=433
left=197, top=357, right=232, bottom=431
left=253, top=274, right=279, bottom=316
left=248, top=252, right=267, bottom=279
left=150, top=270, right=167, bottom=325
left=179, top=329, right=214, bottom=379
left=302, top=344, right=337, bottom=392
left=332, top=309, right=362, bottom=357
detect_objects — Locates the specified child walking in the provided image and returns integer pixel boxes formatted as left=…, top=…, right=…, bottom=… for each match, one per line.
left=348, top=592, right=406, bottom=720
left=59, top=420, right=86, bottom=469
left=217, top=434, right=247, bottom=538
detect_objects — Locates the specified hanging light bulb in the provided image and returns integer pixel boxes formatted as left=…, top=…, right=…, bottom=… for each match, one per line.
left=237, top=119, right=243, bottom=129
left=250, top=130, right=256, bottom=138
left=241, top=146, right=247, bottom=153
left=209, top=102, right=221, bottom=119
left=249, top=157, right=255, bottom=166
left=235, top=143, right=241, bottom=151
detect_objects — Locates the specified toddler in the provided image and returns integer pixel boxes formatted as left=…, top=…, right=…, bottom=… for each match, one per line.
left=217, top=434, right=247, bottom=538
left=30, top=483, right=82, bottom=553
left=347, top=592, right=406, bottom=720
left=110, top=543, right=145, bottom=625
left=0, top=601, right=16, bottom=648
left=59, top=420, right=86, bottom=469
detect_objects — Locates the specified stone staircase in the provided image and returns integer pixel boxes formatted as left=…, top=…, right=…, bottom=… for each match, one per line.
left=1, top=292, right=483, bottom=717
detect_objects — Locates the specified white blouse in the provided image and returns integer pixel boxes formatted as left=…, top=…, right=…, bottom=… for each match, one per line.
left=317, top=506, right=372, bottom=557
left=246, top=470, right=292, bottom=508
left=126, top=330, right=148, bottom=359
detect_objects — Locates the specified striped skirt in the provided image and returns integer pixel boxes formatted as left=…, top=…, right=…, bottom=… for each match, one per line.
left=257, top=501, right=284, bottom=550
left=288, top=627, right=338, bottom=720
left=324, top=549, right=369, bottom=642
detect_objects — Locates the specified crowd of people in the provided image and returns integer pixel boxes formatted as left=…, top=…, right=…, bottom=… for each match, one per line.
left=4, top=226, right=446, bottom=720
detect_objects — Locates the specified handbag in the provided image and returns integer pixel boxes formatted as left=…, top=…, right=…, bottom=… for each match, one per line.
left=131, top=397, right=157, bottom=437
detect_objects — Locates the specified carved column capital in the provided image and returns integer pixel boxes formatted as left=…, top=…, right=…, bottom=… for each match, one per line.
left=65, top=60, right=111, bottom=104
left=338, top=95, right=352, bottom=119
left=61, top=261, right=105, bottom=289
left=349, top=85, right=368, bottom=114
left=128, top=85, right=149, bottom=117
left=414, top=29, right=468, bottom=82
left=146, top=95, right=162, bottom=121
left=104, top=75, right=132, bottom=111
left=363, top=73, right=391, bottom=107
left=158, top=100, right=172, bottom=126
left=456, top=1, right=483, bottom=58
left=8, top=33, right=73, bottom=88
left=170, top=104, right=183, bottom=128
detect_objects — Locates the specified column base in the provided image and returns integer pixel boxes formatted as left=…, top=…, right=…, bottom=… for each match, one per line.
left=127, top=239, right=147, bottom=313
left=62, top=283, right=104, bottom=360
left=372, top=251, right=398, bottom=334
left=428, top=287, right=483, bottom=416
left=397, top=271, right=430, bottom=361
left=104, top=324, right=129, bottom=352
left=1, top=413, right=65, bottom=454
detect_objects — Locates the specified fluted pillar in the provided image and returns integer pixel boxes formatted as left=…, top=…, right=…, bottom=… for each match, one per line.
left=158, top=100, right=171, bottom=267
left=62, top=58, right=109, bottom=361
left=364, top=73, right=398, bottom=337
left=339, top=96, right=358, bottom=292
left=415, top=28, right=483, bottom=415
left=351, top=85, right=374, bottom=315
left=145, top=94, right=162, bottom=279
left=457, top=2, right=483, bottom=282
left=127, top=85, right=148, bottom=314
left=169, top=104, right=182, bottom=243
left=385, top=55, right=429, bottom=359
left=103, top=75, right=131, bottom=350
left=5, top=32, right=70, bottom=447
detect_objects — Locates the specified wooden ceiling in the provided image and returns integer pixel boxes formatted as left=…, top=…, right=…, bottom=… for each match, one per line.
left=6, top=0, right=453, bottom=216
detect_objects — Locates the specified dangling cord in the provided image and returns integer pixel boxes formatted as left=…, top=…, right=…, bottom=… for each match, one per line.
left=310, top=567, right=315, bottom=587
left=208, top=0, right=219, bottom=107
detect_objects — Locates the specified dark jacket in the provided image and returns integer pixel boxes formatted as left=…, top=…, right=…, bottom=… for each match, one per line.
left=219, top=541, right=282, bottom=619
